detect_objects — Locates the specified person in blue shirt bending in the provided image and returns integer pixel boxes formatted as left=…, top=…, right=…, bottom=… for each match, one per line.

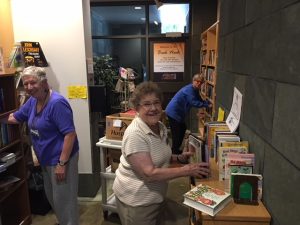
left=165, top=73, right=211, bottom=155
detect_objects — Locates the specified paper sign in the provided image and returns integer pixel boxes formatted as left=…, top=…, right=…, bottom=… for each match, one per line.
left=68, top=86, right=87, bottom=99
left=226, top=87, right=242, bottom=132
left=113, top=119, right=122, bottom=128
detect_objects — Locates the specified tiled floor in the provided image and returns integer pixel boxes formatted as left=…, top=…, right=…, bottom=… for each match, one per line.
left=31, top=177, right=190, bottom=225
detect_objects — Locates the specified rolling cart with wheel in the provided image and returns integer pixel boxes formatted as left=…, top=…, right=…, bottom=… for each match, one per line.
left=96, top=136, right=122, bottom=219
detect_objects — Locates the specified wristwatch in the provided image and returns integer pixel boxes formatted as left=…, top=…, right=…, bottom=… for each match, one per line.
left=58, top=160, right=68, bottom=166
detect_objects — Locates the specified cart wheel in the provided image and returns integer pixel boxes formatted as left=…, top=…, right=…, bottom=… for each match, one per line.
left=103, top=210, right=108, bottom=219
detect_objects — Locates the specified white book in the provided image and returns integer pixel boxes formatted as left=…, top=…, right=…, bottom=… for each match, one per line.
left=183, top=184, right=232, bottom=216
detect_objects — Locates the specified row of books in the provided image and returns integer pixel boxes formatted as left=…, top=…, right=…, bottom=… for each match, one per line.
left=183, top=121, right=263, bottom=216
left=201, top=50, right=216, bottom=66
left=0, top=123, right=18, bottom=148
left=200, top=67, right=215, bottom=83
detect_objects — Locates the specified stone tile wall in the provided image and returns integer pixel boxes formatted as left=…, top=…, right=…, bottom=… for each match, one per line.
left=217, top=1, right=300, bottom=224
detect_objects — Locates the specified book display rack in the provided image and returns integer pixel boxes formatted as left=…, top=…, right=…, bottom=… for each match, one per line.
left=0, top=69, right=31, bottom=225
left=187, top=121, right=271, bottom=225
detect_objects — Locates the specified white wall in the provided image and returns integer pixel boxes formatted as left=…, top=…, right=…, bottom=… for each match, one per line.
left=11, top=0, right=92, bottom=173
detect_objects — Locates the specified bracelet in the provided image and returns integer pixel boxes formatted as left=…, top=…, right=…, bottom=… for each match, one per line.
left=177, top=155, right=188, bottom=164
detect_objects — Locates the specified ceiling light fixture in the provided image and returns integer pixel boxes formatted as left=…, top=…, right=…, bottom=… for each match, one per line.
left=154, top=0, right=163, bottom=10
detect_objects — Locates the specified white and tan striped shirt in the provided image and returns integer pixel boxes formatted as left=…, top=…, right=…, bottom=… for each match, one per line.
left=113, top=116, right=172, bottom=206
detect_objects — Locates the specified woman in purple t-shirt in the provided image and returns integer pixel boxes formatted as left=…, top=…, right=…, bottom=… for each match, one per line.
left=2, top=66, right=79, bottom=225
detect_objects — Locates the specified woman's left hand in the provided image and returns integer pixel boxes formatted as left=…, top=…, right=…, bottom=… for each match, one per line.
left=55, top=165, right=67, bottom=182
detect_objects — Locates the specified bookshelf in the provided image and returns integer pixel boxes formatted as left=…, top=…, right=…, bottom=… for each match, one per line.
left=198, top=21, right=219, bottom=138
left=0, top=69, right=31, bottom=225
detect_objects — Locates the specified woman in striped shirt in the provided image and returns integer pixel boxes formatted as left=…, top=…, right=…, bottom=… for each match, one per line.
left=113, top=81, right=209, bottom=225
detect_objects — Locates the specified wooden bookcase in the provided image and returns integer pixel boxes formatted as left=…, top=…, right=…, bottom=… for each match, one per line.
left=198, top=21, right=219, bottom=138
left=0, top=68, right=31, bottom=225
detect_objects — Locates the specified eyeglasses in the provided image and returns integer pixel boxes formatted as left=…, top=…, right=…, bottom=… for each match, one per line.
left=139, top=101, right=161, bottom=110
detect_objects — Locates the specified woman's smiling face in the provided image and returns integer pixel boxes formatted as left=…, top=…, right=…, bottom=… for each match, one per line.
left=137, top=93, right=162, bottom=127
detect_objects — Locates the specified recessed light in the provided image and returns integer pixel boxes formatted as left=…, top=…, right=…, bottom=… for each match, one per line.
left=154, top=21, right=158, bottom=25
left=134, top=6, right=142, bottom=10
left=141, top=17, right=146, bottom=21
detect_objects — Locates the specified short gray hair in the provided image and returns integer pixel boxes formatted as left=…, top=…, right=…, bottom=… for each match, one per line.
left=21, top=66, right=47, bottom=81
left=192, top=73, right=204, bottom=82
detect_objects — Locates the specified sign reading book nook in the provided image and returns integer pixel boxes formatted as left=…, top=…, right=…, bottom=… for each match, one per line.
left=153, top=42, right=184, bottom=82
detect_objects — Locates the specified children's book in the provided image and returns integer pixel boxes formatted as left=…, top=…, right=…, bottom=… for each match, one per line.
left=230, top=173, right=263, bottom=205
left=183, top=184, right=232, bottom=216
left=218, top=146, right=248, bottom=181
left=214, top=133, right=240, bottom=162
left=224, top=153, right=255, bottom=180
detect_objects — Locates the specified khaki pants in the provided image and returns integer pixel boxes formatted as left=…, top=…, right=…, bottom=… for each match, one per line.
left=116, top=197, right=165, bottom=225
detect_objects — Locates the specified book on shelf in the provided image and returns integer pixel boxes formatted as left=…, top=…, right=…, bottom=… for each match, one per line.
left=224, top=153, right=255, bottom=180
left=224, top=153, right=255, bottom=191
left=183, top=184, right=232, bottom=216
left=218, top=146, right=249, bottom=181
left=205, top=122, right=230, bottom=157
left=230, top=173, right=263, bottom=205
left=214, top=132, right=240, bottom=162
left=7, top=43, right=23, bottom=68
left=188, top=134, right=209, bottom=165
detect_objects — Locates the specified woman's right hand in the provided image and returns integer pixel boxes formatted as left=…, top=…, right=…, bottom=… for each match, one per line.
left=183, top=162, right=210, bottom=178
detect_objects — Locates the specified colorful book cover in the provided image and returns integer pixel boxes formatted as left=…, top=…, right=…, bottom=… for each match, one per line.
left=20, top=41, right=48, bottom=67
left=183, top=184, right=232, bottom=216
left=206, top=123, right=230, bottom=157
left=218, top=146, right=248, bottom=181
left=230, top=173, right=263, bottom=205
left=214, top=133, right=240, bottom=162
left=224, top=153, right=255, bottom=180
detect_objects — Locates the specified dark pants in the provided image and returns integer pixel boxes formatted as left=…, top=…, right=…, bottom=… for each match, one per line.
left=168, top=116, right=186, bottom=154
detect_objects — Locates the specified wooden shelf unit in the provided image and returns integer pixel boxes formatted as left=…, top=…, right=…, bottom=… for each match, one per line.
left=198, top=21, right=219, bottom=138
left=0, top=69, right=31, bottom=225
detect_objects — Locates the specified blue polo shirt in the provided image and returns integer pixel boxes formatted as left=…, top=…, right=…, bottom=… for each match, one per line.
left=165, top=84, right=209, bottom=123
left=14, top=91, right=79, bottom=166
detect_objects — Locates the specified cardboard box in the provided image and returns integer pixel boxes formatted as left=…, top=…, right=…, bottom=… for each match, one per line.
left=105, top=113, right=134, bottom=140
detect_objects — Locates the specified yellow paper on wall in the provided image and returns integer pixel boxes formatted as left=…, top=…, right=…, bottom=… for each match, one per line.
left=68, top=86, right=87, bottom=99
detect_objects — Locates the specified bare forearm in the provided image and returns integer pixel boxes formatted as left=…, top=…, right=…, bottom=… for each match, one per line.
left=60, top=131, right=76, bottom=162
left=142, top=163, right=209, bottom=182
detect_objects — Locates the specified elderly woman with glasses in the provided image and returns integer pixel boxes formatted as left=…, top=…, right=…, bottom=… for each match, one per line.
left=113, top=81, right=209, bottom=225
left=2, top=66, right=79, bottom=225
